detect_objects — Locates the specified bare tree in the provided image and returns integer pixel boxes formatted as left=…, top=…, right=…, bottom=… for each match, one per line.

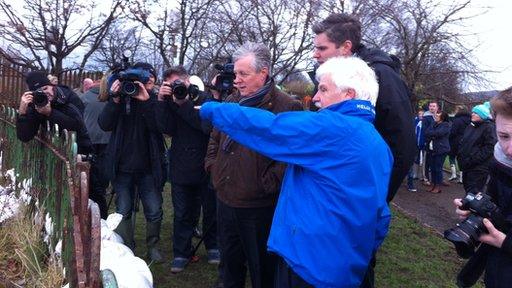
left=0, top=0, right=122, bottom=77
left=89, top=20, right=143, bottom=70
left=319, top=0, right=486, bottom=104
left=228, top=0, right=319, bottom=83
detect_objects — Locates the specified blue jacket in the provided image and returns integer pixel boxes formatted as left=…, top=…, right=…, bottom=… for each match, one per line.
left=424, top=121, right=451, bottom=155
left=200, top=99, right=393, bottom=287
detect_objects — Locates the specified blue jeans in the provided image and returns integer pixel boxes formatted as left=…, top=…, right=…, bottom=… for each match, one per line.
left=407, top=168, right=415, bottom=190
left=113, top=171, right=163, bottom=222
left=430, top=154, right=446, bottom=185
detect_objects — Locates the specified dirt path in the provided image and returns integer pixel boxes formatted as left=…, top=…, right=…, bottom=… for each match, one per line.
left=391, top=173, right=466, bottom=235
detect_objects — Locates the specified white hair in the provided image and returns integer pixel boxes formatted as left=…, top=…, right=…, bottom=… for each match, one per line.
left=316, top=57, right=379, bottom=106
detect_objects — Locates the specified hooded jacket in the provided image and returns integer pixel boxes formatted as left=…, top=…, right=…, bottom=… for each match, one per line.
left=200, top=99, right=393, bottom=288
left=16, top=85, right=93, bottom=154
left=355, top=45, right=416, bottom=201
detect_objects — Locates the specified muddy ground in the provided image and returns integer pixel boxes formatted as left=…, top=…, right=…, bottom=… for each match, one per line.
left=391, top=173, right=466, bottom=235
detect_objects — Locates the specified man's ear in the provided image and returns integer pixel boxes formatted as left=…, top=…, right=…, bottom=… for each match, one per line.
left=340, top=40, right=353, bottom=56
left=346, top=88, right=356, bottom=99
left=260, top=67, right=269, bottom=78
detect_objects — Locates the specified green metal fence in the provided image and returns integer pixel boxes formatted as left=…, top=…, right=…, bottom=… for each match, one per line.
left=0, top=105, right=100, bottom=288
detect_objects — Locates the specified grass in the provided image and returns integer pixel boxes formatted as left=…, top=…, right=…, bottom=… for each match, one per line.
left=0, top=205, right=65, bottom=287
left=127, top=184, right=482, bottom=288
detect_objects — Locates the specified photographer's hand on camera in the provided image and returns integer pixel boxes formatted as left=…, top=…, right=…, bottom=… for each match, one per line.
left=109, top=79, right=121, bottom=104
left=35, top=101, right=51, bottom=116
left=453, top=198, right=507, bottom=248
left=480, top=218, right=506, bottom=248
left=19, top=92, right=33, bottom=115
left=158, top=81, right=172, bottom=101
left=210, top=75, right=221, bottom=100
left=133, top=81, right=150, bottom=101
left=454, top=198, right=471, bottom=219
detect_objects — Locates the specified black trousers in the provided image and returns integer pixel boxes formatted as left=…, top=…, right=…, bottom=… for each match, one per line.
left=359, top=254, right=376, bottom=288
left=217, top=199, right=276, bottom=288
left=171, top=181, right=217, bottom=258
left=274, top=256, right=313, bottom=288
left=89, top=144, right=109, bottom=219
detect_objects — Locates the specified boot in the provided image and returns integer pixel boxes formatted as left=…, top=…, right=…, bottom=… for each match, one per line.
left=458, top=171, right=463, bottom=184
left=115, top=218, right=135, bottom=251
left=449, top=164, right=457, bottom=181
left=146, top=220, right=164, bottom=263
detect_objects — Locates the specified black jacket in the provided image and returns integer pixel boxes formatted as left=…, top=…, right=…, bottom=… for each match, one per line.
left=16, top=85, right=92, bottom=154
left=355, top=45, right=417, bottom=201
left=155, top=92, right=212, bottom=185
left=98, top=92, right=165, bottom=188
left=484, top=159, right=512, bottom=287
left=424, top=121, right=451, bottom=155
left=457, top=120, right=496, bottom=172
left=449, top=112, right=471, bottom=157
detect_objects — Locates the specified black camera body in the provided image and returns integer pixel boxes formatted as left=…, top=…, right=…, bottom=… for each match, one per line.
left=109, top=51, right=151, bottom=98
left=32, top=89, right=49, bottom=107
left=444, top=192, right=504, bottom=258
left=166, top=80, right=200, bottom=100
left=213, top=61, right=235, bottom=100
left=117, top=68, right=150, bottom=97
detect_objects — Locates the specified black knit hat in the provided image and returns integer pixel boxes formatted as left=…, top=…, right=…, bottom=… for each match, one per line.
left=133, top=62, right=157, bottom=80
left=25, top=71, right=52, bottom=91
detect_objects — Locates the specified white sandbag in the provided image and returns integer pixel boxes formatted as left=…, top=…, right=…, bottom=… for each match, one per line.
left=100, top=240, right=152, bottom=288
left=100, top=219, right=124, bottom=243
left=105, top=213, right=123, bottom=230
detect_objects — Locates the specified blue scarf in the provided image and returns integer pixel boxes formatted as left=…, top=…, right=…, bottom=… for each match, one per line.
left=221, top=79, right=272, bottom=152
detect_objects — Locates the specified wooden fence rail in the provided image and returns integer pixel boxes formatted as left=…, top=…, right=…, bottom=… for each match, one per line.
left=0, top=105, right=100, bottom=288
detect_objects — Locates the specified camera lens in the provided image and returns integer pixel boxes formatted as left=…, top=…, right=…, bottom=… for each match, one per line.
left=171, top=80, right=188, bottom=100
left=33, top=90, right=49, bottom=107
left=444, top=214, right=485, bottom=258
left=121, top=81, right=139, bottom=96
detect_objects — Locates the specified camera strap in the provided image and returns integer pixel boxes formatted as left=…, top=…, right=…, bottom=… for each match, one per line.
left=125, top=96, right=132, bottom=114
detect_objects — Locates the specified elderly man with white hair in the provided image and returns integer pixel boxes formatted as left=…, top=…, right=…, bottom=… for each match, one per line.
left=199, top=56, right=393, bottom=288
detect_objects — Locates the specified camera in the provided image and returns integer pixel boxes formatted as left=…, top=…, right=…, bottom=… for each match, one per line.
left=32, top=89, right=48, bottom=107
left=118, top=68, right=150, bottom=97
left=444, top=192, right=504, bottom=258
left=212, top=60, right=235, bottom=100
left=109, top=50, right=151, bottom=98
left=165, top=80, right=200, bottom=100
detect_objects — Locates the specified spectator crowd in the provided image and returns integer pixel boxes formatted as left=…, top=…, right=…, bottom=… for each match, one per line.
left=11, top=12, right=512, bottom=288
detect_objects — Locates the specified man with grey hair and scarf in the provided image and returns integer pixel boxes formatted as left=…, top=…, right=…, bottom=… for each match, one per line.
left=205, top=42, right=302, bottom=288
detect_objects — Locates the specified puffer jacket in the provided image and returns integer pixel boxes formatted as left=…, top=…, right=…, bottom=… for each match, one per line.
left=204, top=85, right=302, bottom=208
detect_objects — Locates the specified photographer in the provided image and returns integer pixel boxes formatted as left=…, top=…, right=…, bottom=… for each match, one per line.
left=452, top=87, right=512, bottom=287
left=17, top=71, right=92, bottom=154
left=98, top=62, right=166, bottom=263
left=154, top=66, right=219, bottom=272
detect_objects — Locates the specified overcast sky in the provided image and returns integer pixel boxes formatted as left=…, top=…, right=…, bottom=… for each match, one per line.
left=463, top=0, right=512, bottom=92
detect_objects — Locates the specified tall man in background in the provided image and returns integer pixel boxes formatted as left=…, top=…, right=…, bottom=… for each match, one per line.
left=311, top=13, right=416, bottom=288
